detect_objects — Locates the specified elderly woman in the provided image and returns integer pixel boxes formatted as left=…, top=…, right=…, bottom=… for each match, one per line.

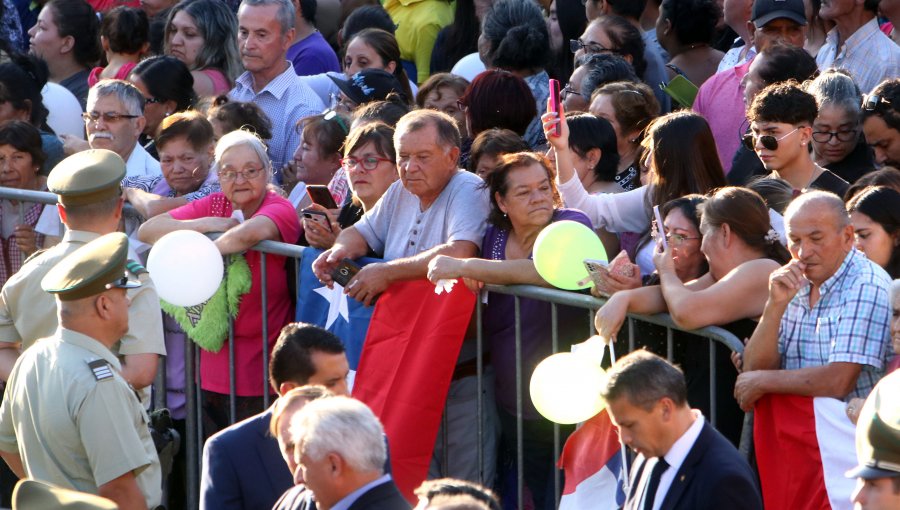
left=0, top=121, right=58, bottom=287
left=303, top=122, right=398, bottom=251
left=427, top=152, right=593, bottom=510
left=139, top=130, right=301, bottom=432
left=806, top=69, right=875, bottom=184
left=123, top=110, right=220, bottom=219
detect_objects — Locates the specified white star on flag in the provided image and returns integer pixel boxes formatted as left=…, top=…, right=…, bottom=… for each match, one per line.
left=313, top=283, right=350, bottom=329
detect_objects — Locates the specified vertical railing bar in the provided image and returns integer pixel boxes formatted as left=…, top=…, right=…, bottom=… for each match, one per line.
left=551, top=302, right=560, bottom=509
left=709, top=340, right=717, bottom=428
left=228, top=316, right=236, bottom=424
left=628, top=317, right=635, bottom=352
left=185, top=332, right=199, bottom=510
left=666, top=327, right=674, bottom=362
left=476, top=290, right=484, bottom=485
left=514, top=296, right=524, bottom=510
left=261, top=253, right=269, bottom=410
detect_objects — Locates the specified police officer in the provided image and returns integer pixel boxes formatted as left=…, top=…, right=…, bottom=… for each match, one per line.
left=12, top=479, right=117, bottom=510
left=0, top=150, right=164, bottom=397
left=0, top=232, right=162, bottom=510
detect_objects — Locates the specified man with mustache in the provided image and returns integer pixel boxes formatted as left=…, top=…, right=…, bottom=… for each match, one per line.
left=84, top=79, right=161, bottom=178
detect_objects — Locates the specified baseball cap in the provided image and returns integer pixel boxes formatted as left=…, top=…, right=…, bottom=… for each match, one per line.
left=751, top=0, right=807, bottom=27
left=328, top=69, right=407, bottom=106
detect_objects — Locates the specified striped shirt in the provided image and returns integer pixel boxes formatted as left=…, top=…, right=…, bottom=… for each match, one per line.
left=817, top=18, right=900, bottom=95
left=778, top=249, right=892, bottom=399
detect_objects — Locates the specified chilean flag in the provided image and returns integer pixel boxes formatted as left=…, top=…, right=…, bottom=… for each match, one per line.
left=754, top=394, right=857, bottom=510
left=558, top=409, right=627, bottom=510
left=352, top=279, right=476, bottom=500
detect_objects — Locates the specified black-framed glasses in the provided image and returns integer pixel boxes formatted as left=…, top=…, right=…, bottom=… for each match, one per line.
left=741, top=128, right=800, bottom=151
left=569, top=39, right=617, bottom=55
left=341, top=156, right=393, bottom=171
left=863, top=94, right=892, bottom=112
left=811, top=129, right=857, bottom=143
left=82, top=111, right=140, bottom=123
left=323, top=109, right=349, bottom=134
left=218, top=166, right=265, bottom=182
left=666, top=232, right=701, bottom=246
left=145, top=97, right=163, bottom=105
left=560, top=84, right=583, bottom=101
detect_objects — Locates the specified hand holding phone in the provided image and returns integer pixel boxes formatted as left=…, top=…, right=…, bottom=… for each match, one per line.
left=653, top=205, right=667, bottom=251
left=306, top=185, right=338, bottom=210
left=331, top=258, right=361, bottom=287
left=302, top=208, right=333, bottom=233
left=549, top=79, right=561, bottom=137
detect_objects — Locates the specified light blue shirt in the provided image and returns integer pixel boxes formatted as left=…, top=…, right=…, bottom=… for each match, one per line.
left=331, top=474, right=392, bottom=510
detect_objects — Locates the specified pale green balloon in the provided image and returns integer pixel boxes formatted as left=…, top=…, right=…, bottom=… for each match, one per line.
left=533, top=220, right=607, bottom=290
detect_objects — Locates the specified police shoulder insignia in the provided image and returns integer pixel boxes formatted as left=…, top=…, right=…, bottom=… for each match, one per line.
left=126, top=260, right=148, bottom=276
left=87, top=359, right=114, bottom=382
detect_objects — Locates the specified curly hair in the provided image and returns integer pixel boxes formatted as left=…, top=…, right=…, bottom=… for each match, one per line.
left=748, top=81, right=818, bottom=126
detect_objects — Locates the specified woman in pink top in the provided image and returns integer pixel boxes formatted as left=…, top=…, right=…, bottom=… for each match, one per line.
left=139, top=130, right=301, bottom=434
left=163, top=0, right=242, bottom=97
left=87, top=6, right=148, bottom=87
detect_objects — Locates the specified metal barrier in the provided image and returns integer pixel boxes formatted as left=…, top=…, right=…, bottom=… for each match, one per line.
left=0, top=187, right=746, bottom=510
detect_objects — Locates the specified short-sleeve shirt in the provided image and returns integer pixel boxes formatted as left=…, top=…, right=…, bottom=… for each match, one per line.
left=169, top=191, right=301, bottom=395
left=354, top=170, right=489, bottom=260
left=287, top=31, right=342, bottom=76
left=0, top=328, right=161, bottom=507
left=778, top=249, right=892, bottom=398
left=817, top=18, right=900, bottom=96
left=693, top=59, right=751, bottom=175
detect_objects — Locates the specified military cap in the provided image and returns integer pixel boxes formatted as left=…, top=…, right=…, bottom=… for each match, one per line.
left=41, top=232, right=141, bottom=301
left=846, top=371, right=900, bottom=480
left=12, top=479, right=118, bottom=509
left=47, top=150, right=125, bottom=206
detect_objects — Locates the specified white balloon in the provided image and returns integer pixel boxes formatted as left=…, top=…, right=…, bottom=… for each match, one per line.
left=450, top=53, right=486, bottom=82
left=529, top=352, right=606, bottom=425
left=147, top=230, right=224, bottom=307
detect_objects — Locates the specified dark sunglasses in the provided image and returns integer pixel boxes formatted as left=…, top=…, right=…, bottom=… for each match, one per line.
left=741, top=128, right=799, bottom=151
left=862, top=94, right=892, bottom=112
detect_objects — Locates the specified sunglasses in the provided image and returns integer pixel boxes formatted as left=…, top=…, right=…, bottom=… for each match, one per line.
left=862, top=94, right=892, bottom=112
left=741, top=127, right=799, bottom=151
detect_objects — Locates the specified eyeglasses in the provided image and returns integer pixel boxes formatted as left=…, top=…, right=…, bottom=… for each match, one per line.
left=82, top=111, right=140, bottom=123
left=741, top=128, right=800, bottom=151
left=862, top=94, right=892, bottom=112
left=323, top=109, right=349, bottom=134
left=218, top=166, right=265, bottom=182
left=811, top=129, right=857, bottom=143
left=456, top=99, right=468, bottom=112
left=666, top=232, right=700, bottom=246
left=560, top=84, right=583, bottom=101
left=341, top=156, right=393, bottom=171
left=144, top=97, right=163, bottom=105
left=569, top=39, right=618, bottom=55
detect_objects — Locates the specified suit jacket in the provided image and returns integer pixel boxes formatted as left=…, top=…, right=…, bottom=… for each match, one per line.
left=199, top=409, right=294, bottom=510
left=347, top=478, right=411, bottom=510
left=624, top=422, right=762, bottom=510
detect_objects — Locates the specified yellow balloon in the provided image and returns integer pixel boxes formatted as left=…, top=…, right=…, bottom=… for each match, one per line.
left=529, top=352, right=606, bottom=424
left=533, top=220, right=607, bottom=290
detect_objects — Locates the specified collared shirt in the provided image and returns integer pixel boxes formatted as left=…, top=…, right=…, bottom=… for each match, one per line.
left=778, top=249, right=892, bottom=398
left=817, top=18, right=900, bottom=94
left=331, top=474, right=392, bottom=510
left=648, top=411, right=705, bottom=510
left=124, top=142, right=162, bottom=178
left=230, top=63, right=325, bottom=181
left=717, top=39, right=756, bottom=72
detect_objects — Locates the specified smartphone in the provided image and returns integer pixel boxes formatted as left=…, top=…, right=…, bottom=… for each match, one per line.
left=660, top=74, right=699, bottom=109
left=302, top=209, right=333, bottom=233
left=583, top=259, right=610, bottom=290
left=549, top=79, right=561, bottom=137
left=306, top=185, right=338, bottom=210
left=653, top=205, right=668, bottom=251
left=331, top=258, right=361, bottom=287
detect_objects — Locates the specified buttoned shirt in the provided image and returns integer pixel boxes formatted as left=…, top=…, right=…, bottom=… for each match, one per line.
left=230, top=63, right=325, bottom=181
left=778, top=249, right=892, bottom=398
left=0, top=328, right=162, bottom=507
left=124, top=142, right=162, bottom=178
left=817, top=18, right=900, bottom=95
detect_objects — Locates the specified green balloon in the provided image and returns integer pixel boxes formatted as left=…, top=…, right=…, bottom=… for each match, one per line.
left=533, top=220, right=607, bottom=290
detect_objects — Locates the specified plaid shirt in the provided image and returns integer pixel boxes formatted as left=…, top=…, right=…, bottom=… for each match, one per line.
left=817, top=18, right=900, bottom=95
left=778, top=249, right=892, bottom=399
left=0, top=201, right=46, bottom=288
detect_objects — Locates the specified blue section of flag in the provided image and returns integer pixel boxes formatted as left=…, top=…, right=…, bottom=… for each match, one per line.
left=295, top=248, right=380, bottom=369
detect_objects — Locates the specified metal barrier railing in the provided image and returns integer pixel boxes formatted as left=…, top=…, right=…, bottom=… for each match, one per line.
left=0, top=187, right=746, bottom=510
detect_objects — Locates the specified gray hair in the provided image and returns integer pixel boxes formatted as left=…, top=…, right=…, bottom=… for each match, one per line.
left=87, top=79, right=145, bottom=116
left=165, top=0, right=243, bottom=82
left=395, top=109, right=461, bottom=151
left=805, top=69, right=862, bottom=123
left=290, top=396, right=386, bottom=473
left=214, top=129, right=272, bottom=174
left=580, top=53, right=638, bottom=98
left=784, top=190, right=850, bottom=229
left=239, top=0, right=295, bottom=35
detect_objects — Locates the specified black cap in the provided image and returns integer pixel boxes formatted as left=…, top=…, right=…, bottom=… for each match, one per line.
left=329, top=69, right=407, bottom=106
left=751, top=0, right=807, bottom=27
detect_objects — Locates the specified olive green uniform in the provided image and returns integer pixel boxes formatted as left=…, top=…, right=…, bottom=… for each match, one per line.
left=0, top=328, right=162, bottom=508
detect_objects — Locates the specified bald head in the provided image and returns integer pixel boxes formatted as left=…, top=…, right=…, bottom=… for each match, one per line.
left=784, top=190, right=854, bottom=285
left=785, top=191, right=850, bottom=230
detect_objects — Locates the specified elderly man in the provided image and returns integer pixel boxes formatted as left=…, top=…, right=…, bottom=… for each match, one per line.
left=816, top=0, right=900, bottom=95
left=737, top=191, right=892, bottom=410
left=230, top=0, right=325, bottom=179
left=0, top=150, right=165, bottom=397
left=200, top=323, right=350, bottom=510
left=291, top=397, right=410, bottom=510
left=84, top=80, right=161, bottom=178
left=605, top=350, right=761, bottom=510
left=0, top=232, right=162, bottom=510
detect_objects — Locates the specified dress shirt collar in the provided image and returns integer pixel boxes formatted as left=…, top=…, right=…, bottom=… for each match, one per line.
left=330, top=474, right=392, bottom=510
left=825, top=17, right=881, bottom=56
left=235, top=62, right=297, bottom=99
left=662, top=410, right=704, bottom=473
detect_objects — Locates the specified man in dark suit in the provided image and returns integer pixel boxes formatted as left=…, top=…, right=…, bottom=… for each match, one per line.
left=603, top=350, right=762, bottom=510
left=291, top=396, right=411, bottom=510
left=199, top=323, right=351, bottom=510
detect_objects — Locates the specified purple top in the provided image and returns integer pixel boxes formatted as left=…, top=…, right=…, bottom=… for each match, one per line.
left=482, top=209, right=594, bottom=418
left=287, top=31, right=342, bottom=76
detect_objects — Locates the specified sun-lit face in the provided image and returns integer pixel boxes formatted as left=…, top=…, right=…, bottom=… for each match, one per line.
left=343, top=38, right=392, bottom=77
left=217, top=143, right=269, bottom=211
left=863, top=115, right=900, bottom=168
left=345, top=141, right=398, bottom=209
left=851, top=477, right=900, bottom=510
left=85, top=94, right=145, bottom=160
left=158, top=135, right=213, bottom=196
left=0, top=144, right=38, bottom=190
left=811, top=104, right=859, bottom=166
left=237, top=3, right=293, bottom=75
left=850, top=211, right=897, bottom=270
left=166, top=10, right=205, bottom=70
left=496, top=163, right=555, bottom=230
left=423, top=87, right=466, bottom=138
left=786, top=203, right=854, bottom=286
left=28, top=6, right=67, bottom=64
left=607, top=396, right=671, bottom=459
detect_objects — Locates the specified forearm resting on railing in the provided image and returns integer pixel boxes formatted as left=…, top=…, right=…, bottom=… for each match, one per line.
left=455, top=258, right=547, bottom=286
left=747, top=363, right=863, bottom=400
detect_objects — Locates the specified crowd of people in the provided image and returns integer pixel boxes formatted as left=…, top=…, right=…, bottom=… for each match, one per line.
left=0, top=0, right=898, bottom=508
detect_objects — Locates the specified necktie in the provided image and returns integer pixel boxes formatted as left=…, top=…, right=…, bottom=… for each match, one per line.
left=643, top=457, right=670, bottom=510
